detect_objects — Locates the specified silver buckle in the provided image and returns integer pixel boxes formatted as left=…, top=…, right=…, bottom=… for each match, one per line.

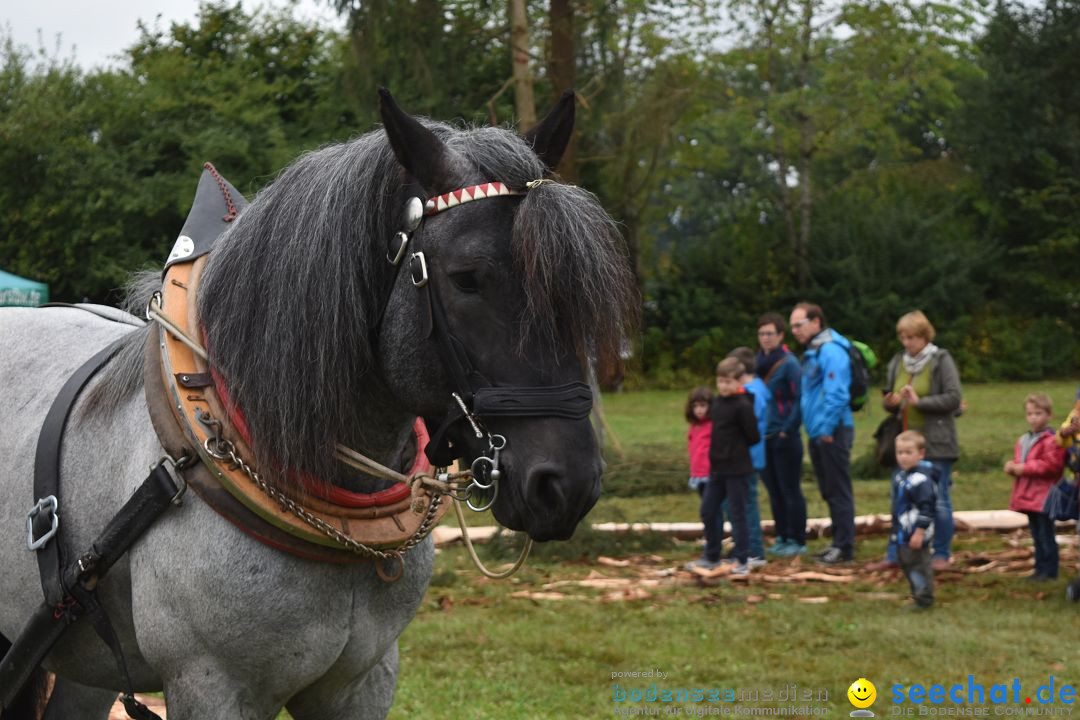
left=158, top=456, right=189, bottom=506
left=410, top=252, right=429, bottom=288
left=26, top=496, right=59, bottom=551
left=387, top=231, right=410, bottom=266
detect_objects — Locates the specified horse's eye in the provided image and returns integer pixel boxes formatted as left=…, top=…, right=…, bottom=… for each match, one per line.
left=449, top=271, right=480, bottom=294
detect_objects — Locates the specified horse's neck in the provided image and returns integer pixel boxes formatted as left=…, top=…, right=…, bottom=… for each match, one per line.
left=332, top=386, right=417, bottom=490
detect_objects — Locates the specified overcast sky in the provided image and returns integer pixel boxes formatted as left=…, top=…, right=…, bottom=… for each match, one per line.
left=3, top=1, right=346, bottom=70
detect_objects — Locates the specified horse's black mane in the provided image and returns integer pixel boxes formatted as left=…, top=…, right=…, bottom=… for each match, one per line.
left=98, top=120, right=637, bottom=487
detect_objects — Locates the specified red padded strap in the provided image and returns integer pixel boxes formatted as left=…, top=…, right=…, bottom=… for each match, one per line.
left=209, top=368, right=427, bottom=508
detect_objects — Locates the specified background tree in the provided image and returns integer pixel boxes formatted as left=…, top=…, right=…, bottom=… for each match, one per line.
left=0, top=0, right=1077, bottom=381
left=953, top=0, right=1080, bottom=377
left=0, top=4, right=351, bottom=301
left=720, top=0, right=982, bottom=290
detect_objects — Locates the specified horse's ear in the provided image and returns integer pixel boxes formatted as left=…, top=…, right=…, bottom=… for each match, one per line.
left=379, top=88, right=453, bottom=193
left=524, top=90, right=576, bottom=173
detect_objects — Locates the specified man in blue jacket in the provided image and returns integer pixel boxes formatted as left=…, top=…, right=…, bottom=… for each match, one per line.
left=789, top=302, right=856, bottom=564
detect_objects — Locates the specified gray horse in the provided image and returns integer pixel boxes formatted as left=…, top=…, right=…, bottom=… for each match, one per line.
left=0, top=92, right=636, bottom=719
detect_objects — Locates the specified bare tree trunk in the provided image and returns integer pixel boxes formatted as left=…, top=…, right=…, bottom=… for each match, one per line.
left=797, top=146, right=812, bottom=289
left=794, top=0, right=815, bottom=290
left=509, top=0, right=536, bottom=132
left=549, top=0, right=577, bottom=180
left=759, top=0, right=799, bottom=276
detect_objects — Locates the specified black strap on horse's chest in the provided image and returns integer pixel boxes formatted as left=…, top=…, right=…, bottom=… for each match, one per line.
left=0, top=333, right=188, bottom=719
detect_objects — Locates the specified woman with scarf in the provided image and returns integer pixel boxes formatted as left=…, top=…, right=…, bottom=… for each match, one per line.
left=755, top=313, right=807, bottom=557
left=871, top=310, right=963, bottom=572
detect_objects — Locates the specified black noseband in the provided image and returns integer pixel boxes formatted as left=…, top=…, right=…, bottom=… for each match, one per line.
left=473, top=383, right=593, bottom=420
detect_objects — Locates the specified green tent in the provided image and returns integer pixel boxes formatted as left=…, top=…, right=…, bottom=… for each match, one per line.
left=0, top=269, right=49, bottom=307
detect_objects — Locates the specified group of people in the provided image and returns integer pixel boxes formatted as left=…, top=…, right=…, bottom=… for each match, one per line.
left=683, top=303, right=1080, bottom=609
left=685, top=302, right=888, bottom=575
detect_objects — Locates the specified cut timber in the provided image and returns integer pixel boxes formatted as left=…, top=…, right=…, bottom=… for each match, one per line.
left=756, top=572, right=855, bottom=584
left=433, top=511, right=1072, bottom=547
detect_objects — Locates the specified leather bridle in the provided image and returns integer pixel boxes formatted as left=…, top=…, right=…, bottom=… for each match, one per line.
left=382, top=180, right=594, bottom=511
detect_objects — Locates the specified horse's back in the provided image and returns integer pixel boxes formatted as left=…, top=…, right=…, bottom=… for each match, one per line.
left=0, top=305, right=142, bottom=477
left=0, top=306, right=150, bottom=650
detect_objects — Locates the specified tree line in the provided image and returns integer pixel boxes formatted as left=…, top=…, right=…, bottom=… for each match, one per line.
left=1, top=0, right=1077, bottom=383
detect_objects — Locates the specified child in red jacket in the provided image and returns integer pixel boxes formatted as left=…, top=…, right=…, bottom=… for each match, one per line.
left=1007, top=393, right=1067, bottom=580
left=686, top=387, right=713, bottom=493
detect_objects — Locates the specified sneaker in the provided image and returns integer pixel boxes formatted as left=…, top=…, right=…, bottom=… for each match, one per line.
left=865, top=559, right=899, bottom=572
left=931, top=556, right=951, bottom=572
left=729, top=562, right=750, bottom=577
left=766, top=538, right=789, bottom=556
left=775, top=542, right=807, bottom=558
left=748, top=556, right=768, bottom=569
left=684, top=557, right=722, bottom=572
left=1025, top=573, right=1054, bottom=582
left=815, top=546, right=852, bottom=565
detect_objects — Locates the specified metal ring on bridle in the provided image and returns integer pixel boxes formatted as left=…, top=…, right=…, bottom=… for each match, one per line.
left=466, top=478, right=498, bottom=513
left=145, top=291, right=163, bottom=321
left=469, top=456, right=497, bottom=490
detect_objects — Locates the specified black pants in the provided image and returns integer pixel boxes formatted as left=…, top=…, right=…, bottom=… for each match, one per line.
left=898, top=542, right=934, bottom=607
left=761, top=432, right=806, bottom=544
left=1026, top=511, right=1059, bottom=578
left=808, top=426, right=855, bottom=555
left=702, top=473, right=751, bottom=563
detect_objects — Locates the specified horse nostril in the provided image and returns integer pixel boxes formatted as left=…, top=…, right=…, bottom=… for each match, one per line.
left=525, top=463, right=567, bottom=511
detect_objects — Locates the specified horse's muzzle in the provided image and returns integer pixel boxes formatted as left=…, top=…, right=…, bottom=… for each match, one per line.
left=495, top=458, right=602, bottom=542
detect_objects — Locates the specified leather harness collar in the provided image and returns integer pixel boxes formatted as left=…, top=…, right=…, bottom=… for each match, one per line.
left=150, top=253, right=448, bottom=568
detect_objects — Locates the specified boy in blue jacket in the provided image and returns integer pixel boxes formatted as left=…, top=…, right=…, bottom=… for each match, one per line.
left=727, top=346, right=770, bottom=566
left=789, top=302, right=856, bottom=565
left=892, top=430, right=937, bottom=609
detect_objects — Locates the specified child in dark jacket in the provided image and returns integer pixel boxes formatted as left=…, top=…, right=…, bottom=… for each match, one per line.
left=685, top=357, right=760, bottom=577
left=892, top=430, right=937, bottom=609
left=1007, top=393, right=1067, bottom=580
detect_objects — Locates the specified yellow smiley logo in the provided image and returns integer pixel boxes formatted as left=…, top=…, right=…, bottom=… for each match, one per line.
left=848, top=678, right=876, bottom=709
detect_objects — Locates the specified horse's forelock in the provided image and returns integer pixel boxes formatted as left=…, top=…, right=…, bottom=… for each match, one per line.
left=447, top=126, right=638, bottom=374
left=512, top=182, right=639, bottom=374
left=446, top=125, right=545, bottom=187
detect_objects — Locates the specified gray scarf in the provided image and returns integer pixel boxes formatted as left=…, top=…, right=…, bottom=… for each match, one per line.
left=902, top=343, right=939, bottom=375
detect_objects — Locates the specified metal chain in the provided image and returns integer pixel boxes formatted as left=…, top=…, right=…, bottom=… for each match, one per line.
left=202, top=436, right=443, bottom=561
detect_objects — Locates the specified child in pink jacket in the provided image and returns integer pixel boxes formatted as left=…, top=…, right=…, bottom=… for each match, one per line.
left=1007, top=393, right=1067, bottom=580
left=686, top=386, right=713, bottom=493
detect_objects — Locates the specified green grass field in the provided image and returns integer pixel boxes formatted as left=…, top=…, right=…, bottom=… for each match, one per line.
left=285, top=381, right=1080, bottom=720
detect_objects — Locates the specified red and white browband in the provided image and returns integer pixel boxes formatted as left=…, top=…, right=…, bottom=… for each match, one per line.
left=423, top=181, right=529, bottom=216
